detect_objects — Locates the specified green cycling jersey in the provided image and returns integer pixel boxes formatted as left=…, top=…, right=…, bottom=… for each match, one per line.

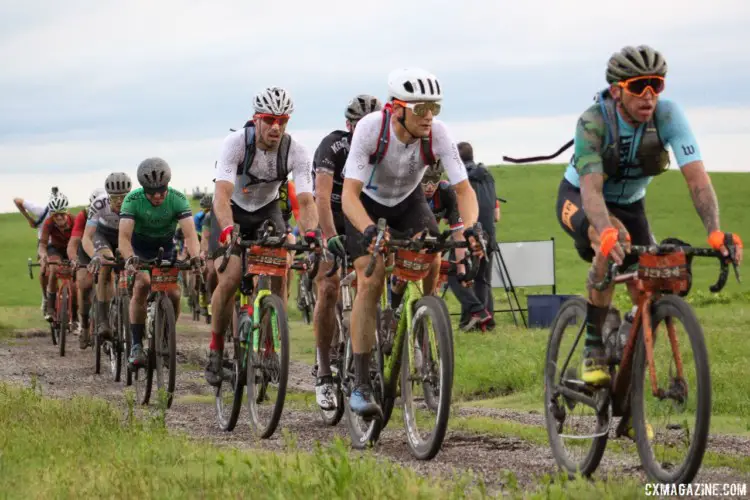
left=120, top=187, right=192, bottom=240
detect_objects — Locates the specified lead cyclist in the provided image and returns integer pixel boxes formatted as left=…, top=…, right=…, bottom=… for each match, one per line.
left=555, top=45, right=743, bottom=409
left=341, top=67, right=484, bottom=419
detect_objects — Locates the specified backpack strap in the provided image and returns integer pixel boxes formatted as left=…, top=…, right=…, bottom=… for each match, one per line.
left=598, top=89, right=618, bottom=150
left=368, top=106, right=392, bottom=165
left=419, top=134, right=436, bottom=166
left=238, top=125, right=257, bottom=176
left=276, top=134, right=292, bottom=180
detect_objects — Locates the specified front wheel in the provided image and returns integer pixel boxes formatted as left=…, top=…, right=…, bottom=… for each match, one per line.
left=58, top=288, right=69, bottom=357
left=343, top=331, right=385, bottom=450
left=246, top=293, right=289, bottom=439
left=154, top=294, right=177, bottom=409
left=631, top=294, right=711, bottom=485
left=401, top=295, right=454, bottom=460
left=216, top=304, right=243, bottom=431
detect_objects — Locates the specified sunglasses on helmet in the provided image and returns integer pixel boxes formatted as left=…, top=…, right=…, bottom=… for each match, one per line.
left=618, top=76, right=665, bottom=97
left=393, top=100, right=442, bottom=117
left=255, top=113, right=290, bottom=126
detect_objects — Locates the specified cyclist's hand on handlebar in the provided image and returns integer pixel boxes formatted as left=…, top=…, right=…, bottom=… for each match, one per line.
left=708, top=231, right=743, bottom=266
left=40, top=254, right=49, bottom=269
left=327, top=235, right=346, bottom=257
left=599, top=227, right=629, bottom=266
left=190, top=256, right=206, bottom=274
left=363, top=223, right=388, bottom=254
left=463, top=224, right=486, bottom=259
left=304, top=229, right=324, bottom=252
left=88, top=255, right=102, bottom=274
left=219, top=225, right=234, bottom=247
left=125, top=256, right=140, bottom=274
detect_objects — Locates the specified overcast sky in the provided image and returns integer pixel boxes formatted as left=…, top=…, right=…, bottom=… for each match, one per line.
left=2, top=0, right=750, bottom=211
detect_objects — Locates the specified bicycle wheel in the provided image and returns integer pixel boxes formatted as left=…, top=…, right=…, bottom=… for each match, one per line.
left=630, top=294, right=711, bottom=484
left=154, top=294, right=177, bottom=409
left=108, top=299, right=122, bottom=382
left=544, top=296, right=608, bottom=478
left=134, top=301, right=155, bottom=405
left=343, top=332, right=385, bottom=449
left=319, top=307, right=345, bottom=426
left=401, top=295, right=454, bottom=460
left=246, top=293, right=289, bottom=438
left=122, top=296, right=133, bottom=386
left=216, top=304, right=244, bottom=431
left=58, top=287, right=69, bottom=357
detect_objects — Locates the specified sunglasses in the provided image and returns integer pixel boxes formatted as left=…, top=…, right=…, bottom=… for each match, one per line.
left=422, top=181, right=439, bottom=191
left=394, top=100, right=441, bottom=117
left=109, top=194, right=127, bottom=203
left=618, top=76, right=665, bottom=97
left=255, top=113, right=290, bottom=126
left=143, top=186, right=167, bottom=196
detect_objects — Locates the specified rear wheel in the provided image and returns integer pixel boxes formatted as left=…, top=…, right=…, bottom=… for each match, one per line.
left=246, top=293, right=289, bottom=439
left=216, top=304, right=244, bottom=431
left=108, top=299, right=122, bottom=382
left=344, top=332, right=385, bottom=449
left=58, top=288, right=69, bottom=357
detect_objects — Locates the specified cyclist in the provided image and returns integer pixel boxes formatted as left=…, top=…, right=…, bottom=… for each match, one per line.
left=311, top=93, right=382, bottom=410
left=67, top=187, right=106, bottom=348
left=38, top=192, right=74, bottom=321
left=118, top=158, right=203, bottom=367
left=194, top=193, right=213, bottom=317
left=341, top=68, right=484, bottom=418
left=14, top=186, right=58, bottom=312
left=204, top=86, right=318, bottom=386
left=555, top=45, right=743, bottom=391
left=83, top=173, right=133, bottom=342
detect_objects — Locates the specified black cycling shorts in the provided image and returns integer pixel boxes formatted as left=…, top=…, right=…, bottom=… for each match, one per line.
left=207, top=201, right=286, bottom=259
left=555, top=178, right=654, bottom=267
left=344, top=185, right=440, bottom=262
left=132, top=233, right=175, bottom=261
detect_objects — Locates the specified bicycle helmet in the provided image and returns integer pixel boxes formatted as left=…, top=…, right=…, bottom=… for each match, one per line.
left=387, top=68, right=443, bottom=102
left=137, top=157, right=172, bottom=189
left=200, top=193, right=213, bottom=209
left=88, top=187, right=106, bottom=206
left=422, top=159, right=444, bottom=183
left=253, top=86, right=294, bottom=115
left=606, top=45, right=668, bottom=83
left=48, top=192, right=69, bottom=213
left=105, top=172, right=132, bottom=195
left=345, top=94, right=382, bottom=121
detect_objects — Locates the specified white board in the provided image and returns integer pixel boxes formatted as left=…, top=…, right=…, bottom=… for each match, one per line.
left=490, top=240, right=555, bottom=289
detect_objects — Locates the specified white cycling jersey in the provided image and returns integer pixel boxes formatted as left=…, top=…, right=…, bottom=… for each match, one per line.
left=214, top=129, right=314, bottom=213
left=343, top=112, right=468, bottom=207
left=86, top=193, right=120, bottom=236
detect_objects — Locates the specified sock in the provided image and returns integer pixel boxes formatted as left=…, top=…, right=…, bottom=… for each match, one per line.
left=131, top=323, right=145, bottom=346
left=209, top=330, right=224, bottom=351
left=584, top=302, right=609, bottom=352
left=316, top=346, right=331, bottom=378
left=354, top=353, right=369, bottom=386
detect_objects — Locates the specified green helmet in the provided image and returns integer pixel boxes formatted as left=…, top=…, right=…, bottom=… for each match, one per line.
left=200, top=193, right=213, bottom=209
left=422, top=159, right=444, bottom=184
left=606, top=45, right=667, bottom=84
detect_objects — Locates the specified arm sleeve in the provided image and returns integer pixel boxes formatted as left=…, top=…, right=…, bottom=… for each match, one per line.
left=214, top=130, right=245, bottom=185
left=289, top=141, right=314, bottom=195
left=313, top=134, right=338, bottom=175
left=656, top=100, right=702, bottom=167
left=572, top=107, right=606, bottom=177
left=23, top=201, right=45, bottom=219
left=430, top=120, right=468, bottom=186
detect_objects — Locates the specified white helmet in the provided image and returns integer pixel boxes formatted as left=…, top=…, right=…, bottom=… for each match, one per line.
left=387, top=68, right=443, bottom=102
left=89, top=187, right=106, bottom=206
left=48, top=192, right=69, bottom=213
left=253, top=86, right=295, bottom=115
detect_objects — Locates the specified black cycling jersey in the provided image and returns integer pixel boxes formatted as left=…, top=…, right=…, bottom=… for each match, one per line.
left=313, top=130, right=350, bottom=215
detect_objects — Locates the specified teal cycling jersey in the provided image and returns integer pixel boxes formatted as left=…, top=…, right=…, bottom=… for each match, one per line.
left=564, top=98, right=701, bottom=204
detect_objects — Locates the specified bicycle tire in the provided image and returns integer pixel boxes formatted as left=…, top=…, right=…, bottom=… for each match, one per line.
left=58, top=287, right=68, bottom=357
left=544, top=296, right=608, bottom=478
left=319, top=310, right=345, bottom=426
left=109, top=299, right=122, bottom=382
left=401, top=295, right=454, bottom=460
left=246, top=293, right=289, bottom=439
left=134, top=300, right=155, bottom=406
left=49, top=320, right=58, bottom=346
left=155, top=294, right=177, bottom=409
left=216, top=304, right=243, bottom=431
left=630, top=294, right=711, bottom=484
left=343, top=334, right=385, bottom=449
left=122, top=297, right=132, bottom=386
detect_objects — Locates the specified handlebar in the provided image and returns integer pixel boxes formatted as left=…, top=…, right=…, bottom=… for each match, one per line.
left=28, top=257, right=76, bottom=279
left=592, top=242, right=741, bottom=293
left=363, top=218, right=486, bottom=282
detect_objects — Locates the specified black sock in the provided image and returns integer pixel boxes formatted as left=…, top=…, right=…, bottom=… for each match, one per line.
left=354, top=353, right=369, bottom=386
left=584, top=302, right=609, bottom=352
left=131, top=323, right=145, bottom=346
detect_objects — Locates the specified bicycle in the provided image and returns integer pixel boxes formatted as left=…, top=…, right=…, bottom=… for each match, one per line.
left=94, top=253, right=131, bottom=384
left=128, top=248, right=199, bottom=409
left=295, top=253, right=317, bottom=325
left=213, top=221, right=318, bottom=438
left=342, top=218, right=481, bottom=460
left=544, top=236, right=741, bottom=485
left=28, top=258, right=77, bottom=357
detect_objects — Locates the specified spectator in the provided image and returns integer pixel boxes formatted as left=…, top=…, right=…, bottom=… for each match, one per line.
left=447, top=143, right=500, bottom=331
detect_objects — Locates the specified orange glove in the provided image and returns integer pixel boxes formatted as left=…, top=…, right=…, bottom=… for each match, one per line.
left=599, top=227, right=630, bottom=257
left=708, top=231, right=743, bottom=251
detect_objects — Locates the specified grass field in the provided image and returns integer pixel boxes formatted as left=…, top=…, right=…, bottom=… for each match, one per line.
left=1, top=164, right=749, bottom=497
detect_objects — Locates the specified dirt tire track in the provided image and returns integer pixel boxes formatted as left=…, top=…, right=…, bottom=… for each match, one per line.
left=2, top=320, right=749, bottom=495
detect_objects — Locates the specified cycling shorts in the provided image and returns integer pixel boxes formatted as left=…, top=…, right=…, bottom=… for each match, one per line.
left=132, top=232, right=176, bottom=262
left=93, top=229, right=119, bottom=255
left=207, top=201, right=286, bottom=259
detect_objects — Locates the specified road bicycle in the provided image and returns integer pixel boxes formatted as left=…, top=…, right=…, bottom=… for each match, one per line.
left=28, top=258, right=77, bottom=357
left=544, top=236, right=741, bottom=484
left=213, top=221, right=318, bottom=438
left=342, top=219, right=482, bottom=460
